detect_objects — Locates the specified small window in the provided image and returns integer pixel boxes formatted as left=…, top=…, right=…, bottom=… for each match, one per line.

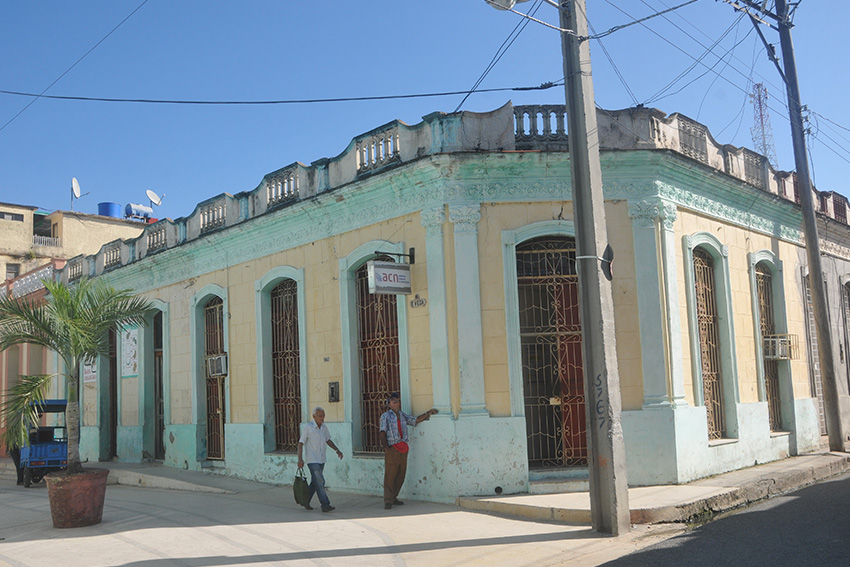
left=6, top=263, right=20, bottom=281
left=0, top=211, right=24, bottom=222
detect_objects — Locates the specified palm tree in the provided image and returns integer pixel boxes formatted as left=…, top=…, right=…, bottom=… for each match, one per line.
left=1, top=278, right=152, bottom=474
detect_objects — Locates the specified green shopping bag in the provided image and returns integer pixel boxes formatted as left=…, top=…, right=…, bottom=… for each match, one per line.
left=293, top=467, right=310, bottom=507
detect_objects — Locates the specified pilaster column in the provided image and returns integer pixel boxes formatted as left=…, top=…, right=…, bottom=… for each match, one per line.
left=420, top=206, right=452, bottom=416
left=659, top=201, right=687, bottom=406
left=629, top=200, right=670, bottom=408
left=448, top=203, right=488, bottom=417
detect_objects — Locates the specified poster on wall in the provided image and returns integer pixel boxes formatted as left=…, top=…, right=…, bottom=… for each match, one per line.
left=83, top=362, right=97, bottom=384
left=121, top=327, right=139, bottom=378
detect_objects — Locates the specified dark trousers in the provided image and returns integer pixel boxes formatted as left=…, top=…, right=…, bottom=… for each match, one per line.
left=383, top=445, right=408, bottom=504
left=9, top=446, right=22, bottom=484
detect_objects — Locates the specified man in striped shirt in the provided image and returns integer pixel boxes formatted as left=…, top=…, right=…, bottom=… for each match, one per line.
left=379, top=392, right=438, bottom=510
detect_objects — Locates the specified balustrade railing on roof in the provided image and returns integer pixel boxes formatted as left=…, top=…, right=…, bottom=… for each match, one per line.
left=678, top=116, right=708, bottom=164
left=147, top=226, right=167, bottom=252
left=104, top=246, right=121, bottom=269
left=267, top=168, right=300, bottom=207
left=356, top=127, right=400, bottom=174
left=200, top=200, right=226, bottom=233
left=514, top=105, right=568, bottom=150
left=834, top=196, right=847, bottom=224
left=68, top=261, right=83, bottom=282
left=743, top=149, right=767, bottom=189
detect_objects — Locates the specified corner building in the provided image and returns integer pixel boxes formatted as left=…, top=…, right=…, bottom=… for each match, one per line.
left=60, top=102, right=850, bottom=500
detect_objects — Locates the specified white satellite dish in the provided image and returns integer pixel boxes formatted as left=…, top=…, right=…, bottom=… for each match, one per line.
left=70, top=177, right=88, bottom=210
left=146, top=189, right=164, bottom=207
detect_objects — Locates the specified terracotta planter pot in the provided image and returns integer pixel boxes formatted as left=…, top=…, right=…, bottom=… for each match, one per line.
left=44, top=468, right=110, bottom=528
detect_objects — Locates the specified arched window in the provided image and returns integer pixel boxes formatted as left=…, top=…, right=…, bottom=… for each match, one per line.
left=693, top=247, right=725, bottom=440
left=355, top=256, right=400, bottom=452
left=755, top=263, right=782, bottom=431
left=204, top=296, right=226, bottom=459
left=270, top=279, right=301, bottom=451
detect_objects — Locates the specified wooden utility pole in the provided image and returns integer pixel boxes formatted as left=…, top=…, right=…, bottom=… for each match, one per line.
left=560, top=0, right=630, bottom=535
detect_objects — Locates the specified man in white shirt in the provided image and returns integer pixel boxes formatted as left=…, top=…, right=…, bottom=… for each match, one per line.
left=297, top=406, right=343, bottom=512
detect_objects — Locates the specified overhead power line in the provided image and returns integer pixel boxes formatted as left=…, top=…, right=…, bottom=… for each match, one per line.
left=0, top=84, right=559, bottom=107
left=0, top=0, right=150, bottom=134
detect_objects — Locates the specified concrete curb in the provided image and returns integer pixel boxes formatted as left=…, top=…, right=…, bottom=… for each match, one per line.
left=654, top=452, right=850, bottom=524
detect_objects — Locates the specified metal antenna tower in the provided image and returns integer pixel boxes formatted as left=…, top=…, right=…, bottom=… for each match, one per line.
left=751, top=83, right=778, bottom=167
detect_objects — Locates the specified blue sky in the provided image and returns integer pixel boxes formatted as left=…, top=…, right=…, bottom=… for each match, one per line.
left=0, top=1, right=846, bottom=221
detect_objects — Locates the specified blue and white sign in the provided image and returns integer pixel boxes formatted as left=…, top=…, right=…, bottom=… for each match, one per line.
left=367, top=261, right=411, bottom=295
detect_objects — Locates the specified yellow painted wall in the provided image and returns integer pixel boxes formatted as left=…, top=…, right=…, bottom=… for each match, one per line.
left=675, top=209, right=812, bottom=406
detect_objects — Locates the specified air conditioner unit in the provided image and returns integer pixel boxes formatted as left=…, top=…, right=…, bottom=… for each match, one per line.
left=763, top=334, right=799, bottom=360
left=205, top=354, right=228, bottom=377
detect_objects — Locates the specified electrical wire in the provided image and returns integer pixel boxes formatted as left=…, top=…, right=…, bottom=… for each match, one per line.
left=584, top=11, right=640, bottom=106
left=454, top=0, right=545, bottom=112
left=0, top=0, right=150, bottom=134
left=0, top=84, right=559, bottom=106
left=644, top=12, right=748, bottom=105
left=584, top=0, right=698, bottom=41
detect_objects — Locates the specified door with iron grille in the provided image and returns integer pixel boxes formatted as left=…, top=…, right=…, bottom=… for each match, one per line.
left=694, top=248, right=725, bottom=439
left=153, top=312, right=165, bottom=460
left=756, top=264, right=782, bottom=431
left=356, top=257, right=400, bottom=452
left=271, top=279, right=301, bottom=452
left=517, top=236, right=586, bottom=468
left=204, top=297, right=226, bottom=460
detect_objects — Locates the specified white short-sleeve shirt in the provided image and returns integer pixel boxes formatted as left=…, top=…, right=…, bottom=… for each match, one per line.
left=299, top=420, right=331, bottom=464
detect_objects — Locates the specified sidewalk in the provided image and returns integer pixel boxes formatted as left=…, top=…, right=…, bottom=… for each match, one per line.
left=3, top=450, right=847, bottom=526
left=458, top=451, right=850, bottom=524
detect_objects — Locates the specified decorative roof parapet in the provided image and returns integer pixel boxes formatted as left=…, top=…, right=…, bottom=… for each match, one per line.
left=57, top=101, right=845, bottom=283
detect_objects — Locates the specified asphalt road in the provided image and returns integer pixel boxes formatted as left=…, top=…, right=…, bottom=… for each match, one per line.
left=601, top=472, right=850, bottom=567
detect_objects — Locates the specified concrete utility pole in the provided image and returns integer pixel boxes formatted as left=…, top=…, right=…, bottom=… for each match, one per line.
left=559, top=0, right=630, bottom=535
left=485, top=0, right=630, bottom=535
left=762, top=0, right=845, bottom=451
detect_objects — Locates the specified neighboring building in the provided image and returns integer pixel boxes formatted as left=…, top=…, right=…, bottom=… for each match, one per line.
left=1, top=204, right=146, bottom=294
left=42, top=102, right=850, bottom=501
left=0, top=206, right=145, bottom=451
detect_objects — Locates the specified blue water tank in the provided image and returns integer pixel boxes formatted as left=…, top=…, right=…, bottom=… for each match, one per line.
left=124, top=203, right=153, bottom=219
left=97, top=202, right=122, bottom=218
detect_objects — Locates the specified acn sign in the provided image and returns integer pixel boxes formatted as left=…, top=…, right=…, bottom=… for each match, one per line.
left=367, top=261, right=411, bottom=295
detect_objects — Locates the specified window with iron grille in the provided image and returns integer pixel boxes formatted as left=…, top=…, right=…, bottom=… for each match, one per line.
left=755, top=263, right=782, bottom=431
left=355, top=256, right=400, bottom=452
left=693, top=247, right=726, bottom=440
left=270, top=279, right=301, bottom=452
left=204, top=296, right=226, bottom=459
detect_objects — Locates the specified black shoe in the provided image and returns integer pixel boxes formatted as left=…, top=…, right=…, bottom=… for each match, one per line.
left=16, top=480, right=23, bottom=486
left=393, top=499, right=404, bottom=505
left=303, top=504, right=313, bottom=510
left=384, top=503, right=392, bottom=510
left=322, top=506, right=335, bottom=513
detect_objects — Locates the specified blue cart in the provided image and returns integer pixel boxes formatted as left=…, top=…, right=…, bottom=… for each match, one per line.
left=20, top=399, right=68, bottom=487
